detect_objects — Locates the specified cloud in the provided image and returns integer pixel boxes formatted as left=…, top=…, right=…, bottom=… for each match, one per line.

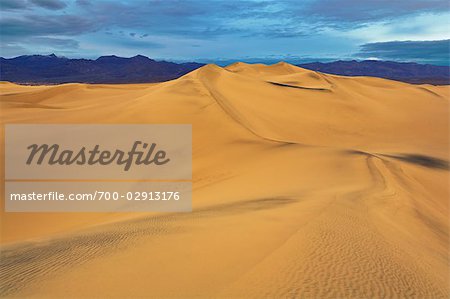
left=0, top=15, right=96, bottom=37
left=100, top=32, right=164, bottom=49
left=75, top=0, right=90, bottom=6
left=0, top=43, right=29, bottom=56
left=117, top=38, right=164, bottom=49
left=1, top=1, right=447, bottom=40
left=1, top=36, right=77, bottom=57
left=31, top=37, right=79, bottom=48
left=72, top=1, right=244, bottom=37
left=0, top=0, right=448, bottom=62
left=29, top=0, right=66, bottom=10
left=300, top=0, right=450, bottom=24
left=0, top=37, right=79, bottom=57
left=356, top=39, right=450, bottom=65
left=0, top=0, right=27, bottom=10
left=1, top=0, right=67, bottom=10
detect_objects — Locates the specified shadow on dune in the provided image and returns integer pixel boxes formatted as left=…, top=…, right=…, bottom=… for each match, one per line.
left=267, top=81, right=330, bottom=91
left=344, top=150, right=449, bottom=171
left=381, top=154, right=449, bottom=170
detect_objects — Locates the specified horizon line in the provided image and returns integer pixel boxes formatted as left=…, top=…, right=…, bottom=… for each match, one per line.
left=1, top=53, right=449, bottom=67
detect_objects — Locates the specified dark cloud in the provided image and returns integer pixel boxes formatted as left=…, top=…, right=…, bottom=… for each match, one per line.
left=0, top=0, right=27, bottom=10
left=0, top=15, right=96, bottom=37
left=29, top=0, right=67, bottom=10
left=356, top=40, right=450, bottom=65
left=67, top=0, right=276, bottom=38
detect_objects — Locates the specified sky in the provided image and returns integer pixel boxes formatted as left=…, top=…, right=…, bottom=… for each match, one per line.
left=1, top=0, right=449, bottom=65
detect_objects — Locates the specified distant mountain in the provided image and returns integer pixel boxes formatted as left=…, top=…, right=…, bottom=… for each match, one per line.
left=298, top=60, right=449, bottom=85
left=1, top=55, right=449, bottom=85
left=0, top=54, right=204, bottom=84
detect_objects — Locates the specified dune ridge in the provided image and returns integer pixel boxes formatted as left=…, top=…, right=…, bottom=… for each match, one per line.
left=0, top=63, right=449, bottom=298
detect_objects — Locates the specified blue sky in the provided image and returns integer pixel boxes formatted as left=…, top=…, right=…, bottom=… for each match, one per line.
left=1, top=0, right=449, bottom=65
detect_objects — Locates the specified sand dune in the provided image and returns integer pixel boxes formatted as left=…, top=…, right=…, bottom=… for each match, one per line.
left=0, top=63, right=449, bottom=298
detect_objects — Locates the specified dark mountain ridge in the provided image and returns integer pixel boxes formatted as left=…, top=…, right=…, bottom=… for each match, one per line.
left=298, top=60, right=449, bottom=85
left=0, top=54, right=204, bottom=84
left=1, top=54, right=448, bottom=85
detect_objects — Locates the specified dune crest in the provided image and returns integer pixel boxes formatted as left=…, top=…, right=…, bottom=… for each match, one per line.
left=0, top=63, right=449, bottom=298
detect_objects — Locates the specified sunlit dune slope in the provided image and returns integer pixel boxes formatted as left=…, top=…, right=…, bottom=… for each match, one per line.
left=0, top=63, right=449, bottom=298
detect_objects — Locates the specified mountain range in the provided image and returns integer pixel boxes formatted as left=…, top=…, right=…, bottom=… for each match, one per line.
left=300, top=60, right=450, bottom=85
left=0, top=54, right=448, bottom=85
left=0, top=54, right=203, bottom=84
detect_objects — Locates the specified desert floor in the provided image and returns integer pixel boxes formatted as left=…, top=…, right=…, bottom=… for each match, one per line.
left=0, top=63, right=449, bottom=298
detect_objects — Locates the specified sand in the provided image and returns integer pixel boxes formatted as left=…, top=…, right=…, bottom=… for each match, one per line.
left=0, top=63, right=449, bottom=298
